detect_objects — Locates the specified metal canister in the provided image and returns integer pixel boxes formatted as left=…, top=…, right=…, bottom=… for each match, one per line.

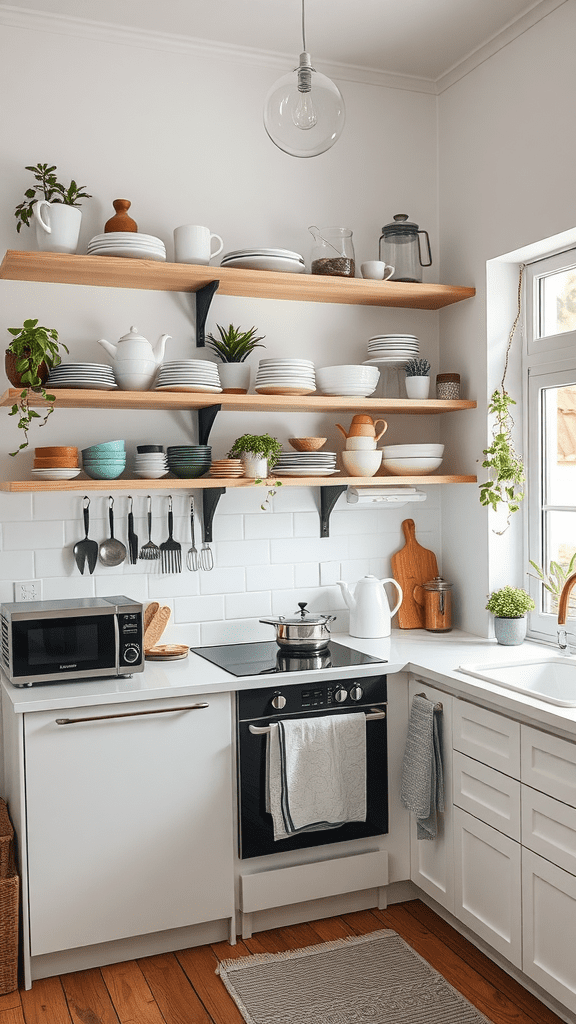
left=422, top=576, right=453, bottom=632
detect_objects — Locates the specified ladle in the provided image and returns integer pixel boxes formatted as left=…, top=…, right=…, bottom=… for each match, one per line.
left=99, top=496, right=127, bottom=567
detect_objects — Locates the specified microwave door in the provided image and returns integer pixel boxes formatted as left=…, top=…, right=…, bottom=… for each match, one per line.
left=11, top=614, right=117, bottom=682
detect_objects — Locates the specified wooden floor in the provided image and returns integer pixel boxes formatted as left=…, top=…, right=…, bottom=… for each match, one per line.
left=0, top=900, right=566, bottom=1024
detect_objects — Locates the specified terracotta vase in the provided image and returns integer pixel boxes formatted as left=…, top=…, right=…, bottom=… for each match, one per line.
left=104, top=199, right=138, bottom=233
left=5, top=350, right=48, bottom=389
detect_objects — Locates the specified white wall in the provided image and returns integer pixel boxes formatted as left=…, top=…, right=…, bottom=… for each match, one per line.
left=0, top=15, right=446, bottom=642
left=438, top=0, right=576, bottom=635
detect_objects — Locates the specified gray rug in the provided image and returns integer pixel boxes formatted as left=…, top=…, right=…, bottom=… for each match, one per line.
left=217, top=928, right=492, bottom=1024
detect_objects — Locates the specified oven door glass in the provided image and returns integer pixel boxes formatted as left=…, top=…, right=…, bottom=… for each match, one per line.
left=11, top=615, right=116, bottom=678
left=238, top=705, right=388, bottom=860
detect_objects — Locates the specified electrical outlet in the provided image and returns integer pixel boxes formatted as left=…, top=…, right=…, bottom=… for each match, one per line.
left=14, top=580, right=42, bottom=602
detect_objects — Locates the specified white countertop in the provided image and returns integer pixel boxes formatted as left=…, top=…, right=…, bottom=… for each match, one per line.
left=3, top=629, right=576, bottom=741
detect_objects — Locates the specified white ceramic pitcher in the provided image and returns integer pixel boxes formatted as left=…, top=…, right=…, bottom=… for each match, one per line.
left=337, top=574, right=403, bottom=638
left=33, top=201, right=82, bottom=254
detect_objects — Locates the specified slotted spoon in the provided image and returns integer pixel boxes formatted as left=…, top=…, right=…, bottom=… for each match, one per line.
left=160, top=495, right=182, bottom=573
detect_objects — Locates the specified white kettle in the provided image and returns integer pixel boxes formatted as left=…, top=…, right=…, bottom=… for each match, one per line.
left=337, top=575, right=403, bottom=638
left=97, top=325, right=171, bottom=391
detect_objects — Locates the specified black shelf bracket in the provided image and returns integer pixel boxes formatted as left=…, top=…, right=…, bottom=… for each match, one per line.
left=202, top=487, right=226, bottom=543
left=198, top=404, right=221, bottom=446
left=319, top=485, right=347, bottom=537
left=195, top=280, right=220, bottom=346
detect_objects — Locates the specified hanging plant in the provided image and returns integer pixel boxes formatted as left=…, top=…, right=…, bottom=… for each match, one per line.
left=479, top=264, right=525, bottom=534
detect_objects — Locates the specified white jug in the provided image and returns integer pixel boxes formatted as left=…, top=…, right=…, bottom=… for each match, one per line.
left=33, top=200, right=82, bottom=254
left=337, top=575, right=403, bottom=638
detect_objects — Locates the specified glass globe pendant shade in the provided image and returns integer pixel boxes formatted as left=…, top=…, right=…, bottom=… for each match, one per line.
left=263, top=52, right=345, bottom=158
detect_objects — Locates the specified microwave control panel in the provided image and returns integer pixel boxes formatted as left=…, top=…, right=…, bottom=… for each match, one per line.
left=118, top=612, right=143, bottom=666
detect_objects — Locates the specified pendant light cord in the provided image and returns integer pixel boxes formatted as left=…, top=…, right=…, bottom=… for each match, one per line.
left=301, top=0, right=307, bottom=52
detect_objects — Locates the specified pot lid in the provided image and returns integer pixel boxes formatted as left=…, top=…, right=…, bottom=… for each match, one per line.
left=422, top=576, right=453, bottom=591
left=380, top=213, right=420, bottom=234
left=119, top=325, right=147, bottom=342
left=267, top=602, right=334, bottom=624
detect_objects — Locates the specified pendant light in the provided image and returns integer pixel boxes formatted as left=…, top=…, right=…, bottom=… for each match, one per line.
left=263, top=0, right=345, bottom=158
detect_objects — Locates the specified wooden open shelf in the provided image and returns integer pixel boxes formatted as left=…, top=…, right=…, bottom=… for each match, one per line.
left=0, top=388, right=476, bottom=415
left=0, top=475, right=477, bottom=493
left=0, top=251, right=476, bottom=310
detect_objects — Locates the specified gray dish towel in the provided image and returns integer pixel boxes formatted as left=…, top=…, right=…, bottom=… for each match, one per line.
left=266, top=713, right=367, bottom=841
left=400, top=694, right=444, bottom=840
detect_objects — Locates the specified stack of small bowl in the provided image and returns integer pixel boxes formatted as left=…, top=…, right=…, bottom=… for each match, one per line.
left=209, top=458, right=244, bottom=479
left=167, top=445, right=211, bottom=478
left=32, top=446, right=81, bottom=481
left=381, top=443, right=444, bottom=476
left=316, top=364, right=380, bottom=397
left=134, top=445, right=169, bottom=479
left=82, top=440, right=126, bottom=479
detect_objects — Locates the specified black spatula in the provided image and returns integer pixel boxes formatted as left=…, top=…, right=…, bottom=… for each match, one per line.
left=73, top=496, right=99, bottom=575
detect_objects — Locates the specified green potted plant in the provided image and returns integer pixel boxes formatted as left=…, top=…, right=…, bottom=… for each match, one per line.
left=528, top=553, right=576, bottom=613
left=205, top=323, right=265, bottom=393
left=404, top=357, right=431, bottom=399
left=14, top=162, right=92, bottom=254
left=485, top=585, right=535, bottom=646
left=5, top=318, right=69, bottom=456
left=228, top=432, right=283, bottom=478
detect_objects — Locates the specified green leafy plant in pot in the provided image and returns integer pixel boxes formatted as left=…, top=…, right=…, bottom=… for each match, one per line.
left=5, top=318, right=69, bottom=455
left=485, top=585, right=535, bottom=646
left=228, top=433, right=283, bottom=480
left=14, top=163, right=92, bottom=254
left=205, top=324, right=265, bottom=393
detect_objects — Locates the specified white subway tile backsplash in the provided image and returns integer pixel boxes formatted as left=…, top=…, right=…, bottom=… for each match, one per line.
left=42, top=576, right=97, bottom=601
left=175, top=594, right=225, bottom=623
left=320, top=561, right=342, bottom=586
left=271, top=535, right=346, bottom=563
left=210, top=515, right=244, bottom=542
left=272, top=487, right=320, bottom=513
left=200, top=618, right=271, bottom=646
left=0, top=493, right=33, bottom=522
left=94, top=575, right=149, bottom=602
left=150, top=573, right=200, bottom=597
left=339, top=558, right=372, bottom=582
left=4, top=519, right=64, bottom=550
left=0, top=550, right=36, bottom=581
left=244, top=513, right=293, bottom=539
left=246, top=563, right=294, bottom=592
left=329, top=509, right=379, bottom=535
left=225, top=590, right=271, bottom=619
left=271, top=586, right=340, bottom=615
left=198, top=566, right=245, bottom=594
left=212, top=539, right=269, bottom=567
left=293, top=512, right=320, bottom=538
left=294, top=562, right=320, bottom=588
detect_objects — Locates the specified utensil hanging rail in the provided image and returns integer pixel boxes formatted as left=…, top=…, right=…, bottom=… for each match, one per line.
left=248, top=707, right=386, bottom=734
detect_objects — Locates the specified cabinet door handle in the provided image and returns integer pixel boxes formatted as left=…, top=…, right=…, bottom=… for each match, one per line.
left=55, top=703, right=209, bottom=725
left=248, top=707, right=386, bottom=735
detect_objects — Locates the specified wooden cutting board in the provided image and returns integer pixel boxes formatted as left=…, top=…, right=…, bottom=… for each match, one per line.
left=391, top=518, right=439, bottom=629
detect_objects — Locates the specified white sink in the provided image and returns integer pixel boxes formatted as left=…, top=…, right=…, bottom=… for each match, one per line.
left=458, top=657, right=576, bottom=706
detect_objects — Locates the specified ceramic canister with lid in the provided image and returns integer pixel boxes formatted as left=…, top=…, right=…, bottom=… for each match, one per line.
left=422, top=576, right=453, bottom=632
left=436, top=373, right=460, bottom=400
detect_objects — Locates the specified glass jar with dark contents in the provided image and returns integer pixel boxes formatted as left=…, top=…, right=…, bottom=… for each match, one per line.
left=309, top=226, right=355, bottom=277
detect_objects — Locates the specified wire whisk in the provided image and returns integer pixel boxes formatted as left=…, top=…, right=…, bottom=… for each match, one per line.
left=186, top=496, right=199, bottom=571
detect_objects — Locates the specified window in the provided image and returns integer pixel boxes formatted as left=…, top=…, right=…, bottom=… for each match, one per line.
left=526, top=250, right=576, bottom=643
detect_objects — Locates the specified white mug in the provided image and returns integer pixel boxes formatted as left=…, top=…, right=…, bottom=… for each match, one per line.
left=173, top=224, right=224, bottom=265
left=361, top=261, right=395, bottom=281
left=33, top=200, right=82, bottom=254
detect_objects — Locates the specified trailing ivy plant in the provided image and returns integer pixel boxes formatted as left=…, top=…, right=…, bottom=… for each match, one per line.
left=479, top=264, right=526, bottom=534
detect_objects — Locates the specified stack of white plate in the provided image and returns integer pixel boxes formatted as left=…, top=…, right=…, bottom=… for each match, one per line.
left=133, top=452, right=169, bottom=479
left=363, top=334, right=420, bottom=365
left=316, top=364, right=380, bottom=397
left=87, top=232, right=166, bottom=262
left=254, top=359, right=315, bottom=395
left=220, top=249, right=306, bottom=273
left=274, top=450, right=338, bottom=477
left=46, top=362, right=117, bottom=390
left=154, top=360, right=222, bottom=394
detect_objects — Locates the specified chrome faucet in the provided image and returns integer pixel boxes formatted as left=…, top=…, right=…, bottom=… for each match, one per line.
left=557, top=570, right=576, bottom=653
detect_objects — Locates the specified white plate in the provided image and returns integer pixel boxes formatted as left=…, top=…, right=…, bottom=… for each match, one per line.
left=89, top=232, right=165, bottom=245
left=255, top=386, right=316, bottom=395
left=258, top=359, right=314, bottom=366
left=48, top=381, right=118, bottom=390
left=161, top=361, right=217, bottom=369
left=31, top=468, right=82, bottom=480
left=362, top=357, right=416, bottom=366
left=275, top=468, right=340, bottom=477
left=220, top=256, right=306, bottom=273
left=222, top=248, right=304, bottom=260
left=156, top=374, right=220, bottom=382
left=319, top=388, right=378, bottom=396
left=369, top=334, right=418, bottom=340
left=88, top=241, right=165, bottom=252
left=133, top=469, right=170, bottom=479
left=87, top=247, right=167, bottom=261
left=154, top=383, right=223, bottom=393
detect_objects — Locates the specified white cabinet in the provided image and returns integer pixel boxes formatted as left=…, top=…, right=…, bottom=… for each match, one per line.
left=453, top=751, right=521, bottom=840
left=23, top=693, right=235, bottom=957
left=522, top=849, right=576, bottom=1014
left=453, top=806, right=522, bottom=967
left=407, top=678, right=454, bottom=913
left=453, top=699, right=520, bottom=776
left=521, top=725, right=576, bottom=806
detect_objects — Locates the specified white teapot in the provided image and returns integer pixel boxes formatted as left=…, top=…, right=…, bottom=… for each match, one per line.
left=337, top=574, right=403, bottom=638
left=97, top=325, right=171, bottom=391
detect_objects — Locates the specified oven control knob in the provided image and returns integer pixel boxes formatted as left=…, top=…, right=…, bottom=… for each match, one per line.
left=350, top=684, right=364, bottom=702
left=124, top=645, right=140, bottom=664
left=271, top=693, right=287, bottom=710
left=335, top=687, right=348, bottom=703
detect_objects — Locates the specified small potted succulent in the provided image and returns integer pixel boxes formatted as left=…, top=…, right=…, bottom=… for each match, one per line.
left=205, top=323, right=265, bottom=393
left=485, top=585, right=535, bottom=645
left=404, top=357, right=431, bottom=399
left=14, top=162, right=92, bottom=254
left=5, top=318, right=69, bottom=455
left=228, top=432, right=283, bottom=478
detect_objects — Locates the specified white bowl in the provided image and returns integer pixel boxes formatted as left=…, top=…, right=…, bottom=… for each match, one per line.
left=341, top=449, right=383, bottom=477
left=317, top=365, right=379, bottom=381
left=382, top=456, right=443, bottom=475
left=382, top=444, right=444, bottom=458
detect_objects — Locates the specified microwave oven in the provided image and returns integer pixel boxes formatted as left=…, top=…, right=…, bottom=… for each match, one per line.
left=0, top=595, right=144, bottom=687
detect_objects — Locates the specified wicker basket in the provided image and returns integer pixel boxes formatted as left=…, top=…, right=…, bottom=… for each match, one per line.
left=0, top=801, right=18, bottom=994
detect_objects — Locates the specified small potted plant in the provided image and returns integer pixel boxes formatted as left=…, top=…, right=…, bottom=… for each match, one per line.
left=228, top=432, right=283, bottom=478
left=5, top=318, right=69, bottom=456
left=205, top=323, right=265, bottom=394
left=14, top=162, right=92, bottom=254
left=485, top=585, right=535, bottom=646
left=404, top=357, right=431, bottom=399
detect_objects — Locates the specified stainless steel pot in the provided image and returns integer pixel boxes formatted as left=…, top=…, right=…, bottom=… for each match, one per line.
left=260, top=602, right=336, bottom=650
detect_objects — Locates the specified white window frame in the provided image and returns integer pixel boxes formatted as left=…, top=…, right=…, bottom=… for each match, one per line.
left=524, top=250, right=576, bottom=643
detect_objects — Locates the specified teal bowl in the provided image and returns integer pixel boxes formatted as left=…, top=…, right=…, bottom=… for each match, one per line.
left=82, top=440, right=126, bottom=456
left=83, top=464, right=126, bottom=480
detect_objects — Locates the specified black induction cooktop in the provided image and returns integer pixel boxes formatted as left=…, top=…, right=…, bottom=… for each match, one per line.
left=190, top=640, right=386, bottom=677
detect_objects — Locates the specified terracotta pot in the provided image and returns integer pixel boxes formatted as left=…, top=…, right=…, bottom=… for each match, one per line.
left=5, top=350, right=49, bottom=389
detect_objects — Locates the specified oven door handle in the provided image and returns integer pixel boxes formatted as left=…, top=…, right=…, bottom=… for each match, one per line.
left=248, top=707, right=386, bottom=735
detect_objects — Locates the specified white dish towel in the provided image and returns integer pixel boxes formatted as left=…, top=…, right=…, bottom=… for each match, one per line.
left=266, top=713, right=367, bottom=841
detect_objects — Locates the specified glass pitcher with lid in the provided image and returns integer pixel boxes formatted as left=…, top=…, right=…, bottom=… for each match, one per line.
left=378, top=214, right=432, bottom=282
